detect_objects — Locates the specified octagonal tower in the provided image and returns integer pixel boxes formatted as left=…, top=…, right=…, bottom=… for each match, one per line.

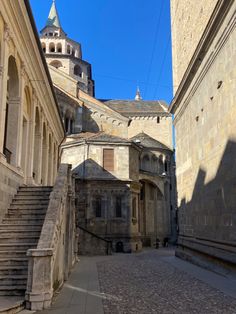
left=40, top=0, right=95, bottom=96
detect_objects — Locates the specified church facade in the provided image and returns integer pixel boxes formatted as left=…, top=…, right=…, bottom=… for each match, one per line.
left=40, top=1, right=177, bottom=253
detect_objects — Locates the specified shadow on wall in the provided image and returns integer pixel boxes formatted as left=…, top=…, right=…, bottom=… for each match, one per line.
left=178, top=140, right=236, bottom=250
left=72, top=158, right=119, bottom=180
left=82, top=107, right=100, bottom=132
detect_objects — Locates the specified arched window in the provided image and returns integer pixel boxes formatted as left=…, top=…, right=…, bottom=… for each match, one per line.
left=151, top=155, right=158, bottom=173
left=4, top=56, right=20, bottom=165
left=57, top=43, right=62, bottom=53
left=159, top=155, right=164, bottom=174
left=74, top=65, right=82, bottom=77
left=50, top=60, right=63, bottom=69
left=164, top=160, right=168, bottom=173
left=141, top=155, right=150, bottom=172
left=94, top=197, right=102, bottom=218
left=49, top=42, right=55, bottom=53
left=65, top=116, right=70, bottom=133
left=41, top=42, right=46, bottom=53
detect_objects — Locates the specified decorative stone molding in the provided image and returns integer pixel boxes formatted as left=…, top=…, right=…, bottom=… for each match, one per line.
left=0, top=66, right=3, bottom=76
left=4, top=24, right=12, bottom=43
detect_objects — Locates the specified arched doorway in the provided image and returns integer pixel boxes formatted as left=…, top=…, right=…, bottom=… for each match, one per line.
left=116, top=241, right=124, bottom=253
left=139, top=179, right=164, bottom=247
left=4, top=56, right=20, bottom=166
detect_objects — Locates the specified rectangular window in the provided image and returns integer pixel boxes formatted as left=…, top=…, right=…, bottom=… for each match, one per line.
left=95, top=198, right=102, bottom=218
left=116, top=196, right=122, bottom=217
left=103, top=149, right=114, bottom=171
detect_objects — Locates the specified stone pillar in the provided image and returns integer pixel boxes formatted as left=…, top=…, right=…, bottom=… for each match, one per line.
left=25, top=249, right=54, bottom=311
left=0, top=33, right=9, bottom=156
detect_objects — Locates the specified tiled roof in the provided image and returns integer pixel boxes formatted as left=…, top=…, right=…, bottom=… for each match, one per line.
left=100, top=99, right=169, bottom=117
left=66, top=132, right=131, bottom=144
left=131, top=132, right=172, bottom=151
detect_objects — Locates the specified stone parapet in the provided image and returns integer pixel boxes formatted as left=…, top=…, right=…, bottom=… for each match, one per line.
left=25, top=164, right=76, bottom=310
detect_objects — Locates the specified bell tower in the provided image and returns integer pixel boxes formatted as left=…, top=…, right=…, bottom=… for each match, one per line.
left=40, top=0, right=95, bottom=96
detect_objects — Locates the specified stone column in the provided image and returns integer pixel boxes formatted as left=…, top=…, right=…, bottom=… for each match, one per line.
left=26, top=95, right=36, bottom=184
left=0, top=31, right=9, bottom=156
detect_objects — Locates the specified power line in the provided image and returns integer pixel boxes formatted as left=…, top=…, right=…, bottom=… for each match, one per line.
left=144, top=0, right=165, bottom=99
left=153, top=0, right=180, bottom=99
left=95, top=73, right=176, bottom=89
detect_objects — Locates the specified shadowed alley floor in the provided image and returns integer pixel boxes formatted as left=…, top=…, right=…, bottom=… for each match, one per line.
left=38, top=249, right=236, bottom=314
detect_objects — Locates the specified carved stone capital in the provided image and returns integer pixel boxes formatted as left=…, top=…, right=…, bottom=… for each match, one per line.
left=4, top=24, right=12, bottom=42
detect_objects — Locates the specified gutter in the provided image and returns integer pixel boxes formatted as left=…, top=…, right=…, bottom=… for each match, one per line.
left=23, top=0, right=65, bottom=134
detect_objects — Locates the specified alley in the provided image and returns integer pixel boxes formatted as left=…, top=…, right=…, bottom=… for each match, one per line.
left=39, top=249, right=236, bottom=314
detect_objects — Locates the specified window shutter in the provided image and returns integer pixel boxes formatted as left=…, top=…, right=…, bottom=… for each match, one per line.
left=103, top=149, right=114, bottom=171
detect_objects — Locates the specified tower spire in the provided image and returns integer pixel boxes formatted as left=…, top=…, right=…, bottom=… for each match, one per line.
left=46, top=0, right=61, bottom=28
left=135, top=87, right=142, bottom=101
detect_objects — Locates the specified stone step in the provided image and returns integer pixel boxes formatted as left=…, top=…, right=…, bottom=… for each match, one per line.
left=19, top=186, right=52, bottom=192
left=0, top=297, right=25, bottom=313
left=0, top=257, right=29, bottom=266
left=0, top=286, right=26, bottom=296
left=0, top=251, right=27, bottom=258
left=2, top=218, right=45, bottom=225
left=5, top=214, right=45, bottom=220
left=10, top=204, right=48, bottom=210
left=0, top=275, right=27, bottom=286
left=0, top=243, right=36, bottom=251
left=0, top=230, right=41, bottom=237
left=13, top=195, right=50, bottom=201
left=12, top=199, right=49, bottom=205
left=0, top=237, right=39, bottom=244
left=0, top=224, right=42, bottom=231
left=0, top=267, right=28, bottom=276
left=8, top=209, right=46, bottom=215
left=0, top=258, right=28, bottom=267
left=17, top=190, right=51, bottom=196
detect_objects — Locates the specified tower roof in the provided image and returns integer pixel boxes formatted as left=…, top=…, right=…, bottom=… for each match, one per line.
left=46, top=0, right=61, bottom=28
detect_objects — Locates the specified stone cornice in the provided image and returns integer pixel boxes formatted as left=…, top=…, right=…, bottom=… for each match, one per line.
left=169, top=0, right=234, bottom=116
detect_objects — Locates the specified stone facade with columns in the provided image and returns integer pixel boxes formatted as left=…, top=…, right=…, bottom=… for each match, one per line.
left=0, top=0, right=64, bottom=221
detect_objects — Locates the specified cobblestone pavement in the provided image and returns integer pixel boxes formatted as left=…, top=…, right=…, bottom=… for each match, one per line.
left=97, top=249, right=236, bottom=314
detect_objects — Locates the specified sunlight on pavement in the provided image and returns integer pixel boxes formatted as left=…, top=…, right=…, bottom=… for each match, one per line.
left=64, top=283, right=121, bottom=301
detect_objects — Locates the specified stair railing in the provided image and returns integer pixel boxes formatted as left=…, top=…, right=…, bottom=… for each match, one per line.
left=25, top=164, right=76, bottom=311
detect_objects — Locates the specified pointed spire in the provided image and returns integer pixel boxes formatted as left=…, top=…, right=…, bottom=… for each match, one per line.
left=46, top=0, right=61, bottom=28
left=135, top=87, right=142, bottom=101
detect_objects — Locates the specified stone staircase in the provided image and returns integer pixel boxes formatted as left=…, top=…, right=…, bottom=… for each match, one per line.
left=0, top=186, right=52, bottom=298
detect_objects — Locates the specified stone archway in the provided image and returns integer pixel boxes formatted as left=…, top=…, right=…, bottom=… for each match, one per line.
left=139, top=179, right=165, bottom=247
left=4, top=56, right=20, bottom=166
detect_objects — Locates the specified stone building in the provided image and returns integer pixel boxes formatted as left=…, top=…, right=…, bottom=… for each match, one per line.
left=0, top=1, right=76, bottom=311
left=170, top=0, right=236, bottom=270
left=0, top=0, right=64, bottom=221
left=40, top=1, right=177, bottom=253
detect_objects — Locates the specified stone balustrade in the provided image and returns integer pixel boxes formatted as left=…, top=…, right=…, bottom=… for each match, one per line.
left=25, top=164, right=76, bottom=311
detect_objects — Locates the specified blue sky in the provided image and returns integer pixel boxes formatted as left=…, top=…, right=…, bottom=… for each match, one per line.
left=29, top=0, right=173, bottom=104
